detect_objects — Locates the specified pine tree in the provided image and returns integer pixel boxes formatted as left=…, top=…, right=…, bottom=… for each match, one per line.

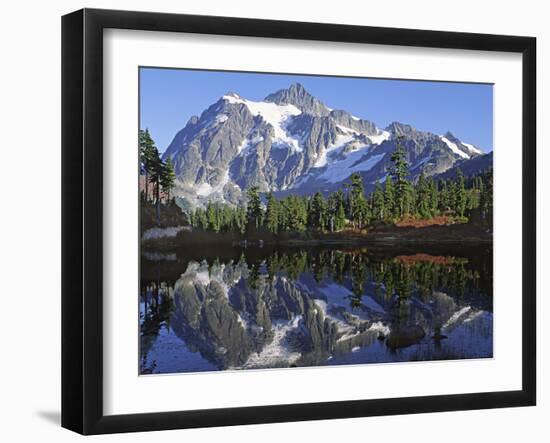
left=160, top=157, right=176, bottom=201
left=335, top=189, right=346, bottom=231
left=285, top=195, right=307, bottom=232
left=428, top=178, right=438, bottom=215
left=206, top=201, right=219, bottom=232
left=389, top=138, right=410, bottom=218
left=438, top=179, right=448, bottom=213
left=326, top=193, right=337, bottom=233
left=455, top=168, right=467, bottom=217
left=327, top=191, right=346, bottom=232
left=348, top=173, right=368, bottom=229
left=265, top=193, right=279, bottom=234
left=403, top=181, right=415, bottom=217
left=415, top=172, right=431, bottom=218
left=196, top=208, right=208, bottom=230
left=372, top=180, right=385, bottom=220
left=246, top=186, right=263, bottom=229
left=148, top=147, right=164, bottom=225
left=310, top=192, right=327, bottom=231
left=139, top=129, right=157, bottom=203
left=447, top=180, right=457, bottom=215
left=480, top=169, right=493, bottom=225
left=384, top=176, right=395, bottom=220
left=235, top=206, right=247, bottom=234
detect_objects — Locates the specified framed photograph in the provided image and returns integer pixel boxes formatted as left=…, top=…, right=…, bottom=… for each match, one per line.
left=62, top=8, right=536, bottom=435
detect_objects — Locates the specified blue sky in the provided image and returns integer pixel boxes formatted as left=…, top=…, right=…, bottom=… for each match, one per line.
left=139, top=67, right=493, bottom=153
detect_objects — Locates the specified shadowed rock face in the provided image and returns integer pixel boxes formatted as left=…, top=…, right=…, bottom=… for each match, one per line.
left=160, top=83, right=485, bottom=207
left=141, top=249, right=492, bottom=372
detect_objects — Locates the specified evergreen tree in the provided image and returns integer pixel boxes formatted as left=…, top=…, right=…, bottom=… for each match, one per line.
left=265, top=193, right=279, bottom=234
left=326, top=192, right=337, bottom=233
left=372, top=180, right=385, bottom=220
left=246, top=186, right=263, bottom=229
left=347, top=173, right=368, bottom=229
left=160, top=157, right=176, bottom=201
left=281, top=195, right=307, bottom=232
left=327, top=190, right=346, bottom=232
left=384, top=176, right=395, bottom=220
left=447, top=180, right=457, bottom=214
left=206, top=201, right=220, bottom=232
left=139, top=128, right=156, bottom=202
left=148, top=147, right=164, bottom=225
left=438, top=179, right=449, bottom=213
left=455, top=168, right=467, bottom=217
left=415, top=172, right=431, bottom=218
left=310, top=192, right=327, bottom=231
left=402, top=181, right=415, bottom=217
left=235, top=206, right=247, bottom=234
left=428, top=178, right=438, bottom=215
left=197, top=207, right=208, bottom=230
left=480, top=169, right=493, bottom=225
left=335, top=189, right=346, bottom=230
left=222, top=205, right=234, bottom=231
left=388, top=138, right=410, bottom=218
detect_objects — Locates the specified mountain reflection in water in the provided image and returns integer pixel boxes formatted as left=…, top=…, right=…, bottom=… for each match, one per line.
left=140, top=245, right=492, bottom=374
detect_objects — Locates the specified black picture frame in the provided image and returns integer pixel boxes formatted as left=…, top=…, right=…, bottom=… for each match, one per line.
left=62, top=8, right=537, bottom=435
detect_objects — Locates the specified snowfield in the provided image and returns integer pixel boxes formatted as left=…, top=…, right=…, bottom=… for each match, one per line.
left=440, top=136, right=470, bottom=159
left=368, top=129, right=391, bottom=145
left=318, top=151, right=386, bottom=183
left=223, top=94, right=303, bottom=152
left=462, top=142, right=483, bottom=155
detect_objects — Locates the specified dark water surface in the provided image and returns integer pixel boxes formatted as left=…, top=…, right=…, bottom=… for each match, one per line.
left=140, top=244, right=493, bottom=374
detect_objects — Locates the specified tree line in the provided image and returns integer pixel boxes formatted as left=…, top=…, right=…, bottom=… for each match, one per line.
left=139, top=129, right=176, bottom=223
left=189, top=140, right=493, bottom=235
left=258, top=249, right=490, bottom=303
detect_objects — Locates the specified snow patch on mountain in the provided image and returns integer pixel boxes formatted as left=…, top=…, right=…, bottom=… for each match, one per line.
left=440, top=136, right=470, bottom=159
left=223, top=94, right=303, bottom=152
left=368, top=129, right=391, bottom=145
left=336, top=125, right=389, bottom=146
left=237, top=135, right=265, bottom=157
left=313, top=130, right=356, bottom=168
left=196, top=170, right=230, bottom=199
left=462, top=142, right=483, bottom=155
left=215, top=114, right=229, bottom=124
left=318, top=152, right=386, bottom=183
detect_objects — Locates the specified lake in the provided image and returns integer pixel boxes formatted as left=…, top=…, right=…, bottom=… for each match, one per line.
left=140, top=243, right=493, bottom=374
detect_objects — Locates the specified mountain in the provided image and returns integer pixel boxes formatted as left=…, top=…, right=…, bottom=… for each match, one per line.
left=162, top=83, right=487, bottom=207
left=434, top=151, right=493, bottom=181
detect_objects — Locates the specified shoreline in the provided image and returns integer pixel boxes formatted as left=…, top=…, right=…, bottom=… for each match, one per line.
left=141, top=223, right=492, bottom=250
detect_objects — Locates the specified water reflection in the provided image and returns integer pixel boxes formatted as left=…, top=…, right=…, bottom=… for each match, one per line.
left=140, top=246, right=492, bottom=374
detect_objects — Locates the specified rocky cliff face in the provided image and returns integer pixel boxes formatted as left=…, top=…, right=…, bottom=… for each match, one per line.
left=162, top=83, right=486, bottom=207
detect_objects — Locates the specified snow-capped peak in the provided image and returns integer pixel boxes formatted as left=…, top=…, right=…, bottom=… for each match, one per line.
left=163, top=84, right=490, bottom=208
left=440, top=135, right=470, bottom=160
left=462, top=142, right=483, bottom=155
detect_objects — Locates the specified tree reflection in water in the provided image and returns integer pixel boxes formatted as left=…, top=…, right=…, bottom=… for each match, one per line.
left=140, top=246, right=493, bottom=374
